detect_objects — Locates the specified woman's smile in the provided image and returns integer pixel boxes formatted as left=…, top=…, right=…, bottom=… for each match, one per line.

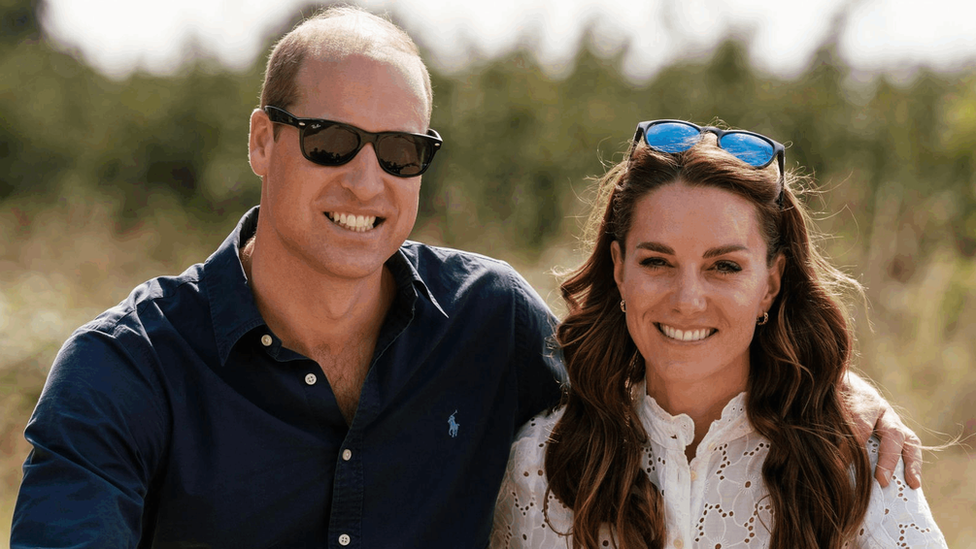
left=656, top=323, right=716, bottom=342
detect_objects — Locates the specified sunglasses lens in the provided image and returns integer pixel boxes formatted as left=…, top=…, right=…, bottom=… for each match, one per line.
left=303, top=124, right=361, bottom=165
left=719, top=133, right=775, bottom=167
left=644, top=122, right=701, bottom=153
left=376, top=135, right=429, bottom=177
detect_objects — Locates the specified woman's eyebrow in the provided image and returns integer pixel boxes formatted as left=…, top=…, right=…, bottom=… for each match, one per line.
left=703, top=244, right=748, bottom=259
left=635, top=241, right=673, bottom=255
left=635, top=242, right=748, bottom=259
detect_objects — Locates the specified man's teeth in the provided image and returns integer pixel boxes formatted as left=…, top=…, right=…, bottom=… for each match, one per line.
left=328, top=212, right=377, bottom=232
left=660, top=324, right=714, bottom=342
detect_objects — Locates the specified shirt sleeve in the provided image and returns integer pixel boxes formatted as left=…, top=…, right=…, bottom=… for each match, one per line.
left=854, top=437, right=948, bottom=548
left=508, top=269, right=567, bottom=428
left=11, top=327, right=170, bottom=548
left=490, top=413, right=574, bottom=549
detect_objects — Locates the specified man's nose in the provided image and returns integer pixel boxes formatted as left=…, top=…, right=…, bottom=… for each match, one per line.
left=338, top=144, right=385, bottom=200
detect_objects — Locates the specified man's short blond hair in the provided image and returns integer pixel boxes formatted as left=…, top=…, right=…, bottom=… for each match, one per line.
left=259, top=6, right=433, bottom=122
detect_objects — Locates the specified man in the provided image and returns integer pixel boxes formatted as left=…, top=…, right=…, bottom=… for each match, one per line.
left=12, top=6, right=919, bottom=548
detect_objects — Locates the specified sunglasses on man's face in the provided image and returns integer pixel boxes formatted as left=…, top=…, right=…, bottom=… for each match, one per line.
left=265, top=106, right=443, bottom=177
left=633, top=120, right=786, bottom=204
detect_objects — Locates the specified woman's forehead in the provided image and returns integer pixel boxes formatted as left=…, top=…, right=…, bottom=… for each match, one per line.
left=626, top=183, right=766, bottom=253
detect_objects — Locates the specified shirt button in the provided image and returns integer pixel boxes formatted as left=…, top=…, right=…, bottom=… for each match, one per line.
left=673, top=539, right=684, bottom=549
left=260, top=334, right=273, bottom=347
left=690, top=470, right=698, bottom=481
left=338, top=534, right=351, bottom=546
left=342, top=449, right=353, bottom=461
left=304, top=373, right=317, bottom=385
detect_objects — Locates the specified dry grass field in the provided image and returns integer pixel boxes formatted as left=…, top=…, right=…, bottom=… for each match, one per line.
left=2, top=194, right=973, bottom=548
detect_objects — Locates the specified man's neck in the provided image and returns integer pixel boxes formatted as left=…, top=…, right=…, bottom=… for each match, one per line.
left=239, top=234, right=396, bottom=358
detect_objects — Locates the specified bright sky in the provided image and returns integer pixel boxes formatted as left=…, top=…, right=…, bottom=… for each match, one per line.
left=41, top=0, right=976, bottom=81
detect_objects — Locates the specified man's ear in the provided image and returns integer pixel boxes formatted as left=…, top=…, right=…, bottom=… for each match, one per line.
left=249, top=108, right=273, bottom=178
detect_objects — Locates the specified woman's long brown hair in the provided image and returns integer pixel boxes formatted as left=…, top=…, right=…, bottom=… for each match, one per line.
left=544, top=143, right=872, bottom=548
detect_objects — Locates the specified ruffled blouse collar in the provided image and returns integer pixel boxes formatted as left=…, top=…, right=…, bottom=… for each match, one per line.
left=633, top=380, right=754, bottom=456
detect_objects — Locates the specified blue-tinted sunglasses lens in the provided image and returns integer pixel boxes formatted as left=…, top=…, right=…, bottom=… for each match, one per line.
left=644, top=122, right=701, bottom=153
left=719, top=133, right=775, bottom=167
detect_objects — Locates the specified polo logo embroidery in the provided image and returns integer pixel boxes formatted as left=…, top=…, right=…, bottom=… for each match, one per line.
left=448, top=410, right=460, bottom=438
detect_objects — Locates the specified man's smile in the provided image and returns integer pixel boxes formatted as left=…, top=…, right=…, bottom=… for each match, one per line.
left=326, top=211, right=383, bottom=232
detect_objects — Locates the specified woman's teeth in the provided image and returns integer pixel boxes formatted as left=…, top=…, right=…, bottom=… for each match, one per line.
left=659, top=324, right=714, bottom=342
left=328, top=212, right=377, bottom=232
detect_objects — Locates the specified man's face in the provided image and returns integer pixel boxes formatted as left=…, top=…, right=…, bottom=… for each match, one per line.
left=250, top=52, right=430, bottom=282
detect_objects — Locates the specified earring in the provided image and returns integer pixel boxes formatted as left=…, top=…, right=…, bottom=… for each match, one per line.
left=757, top=312, right=769, bottom=326
left=620, top=299, right=627, bottom=313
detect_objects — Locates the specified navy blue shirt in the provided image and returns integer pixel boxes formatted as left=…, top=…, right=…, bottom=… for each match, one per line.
left=12, top=207, right=565, bottom=549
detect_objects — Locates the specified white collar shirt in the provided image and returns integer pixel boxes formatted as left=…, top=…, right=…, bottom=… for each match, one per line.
left=491, top=384, right=947, bottom=549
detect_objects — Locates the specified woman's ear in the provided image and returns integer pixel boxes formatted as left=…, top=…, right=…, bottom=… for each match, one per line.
left=761, top=252, right=786, bottom=312
left=611, top=240, right=625, bottom=291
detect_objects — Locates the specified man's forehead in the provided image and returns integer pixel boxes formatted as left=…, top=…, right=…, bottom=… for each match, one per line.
left=296, top=52, right=425, bottom=96
left=303, top=48, right=422, bottom=77
left=292, top=53, right=429, bottom=128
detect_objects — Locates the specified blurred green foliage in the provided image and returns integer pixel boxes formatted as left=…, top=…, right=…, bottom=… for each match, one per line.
left=2, top=0, right=975, bottom=546
left=3, top=2, right=975, bottom=258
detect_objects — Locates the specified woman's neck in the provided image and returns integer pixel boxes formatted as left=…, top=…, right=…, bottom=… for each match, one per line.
left=645, top=367, right=747, bottom=462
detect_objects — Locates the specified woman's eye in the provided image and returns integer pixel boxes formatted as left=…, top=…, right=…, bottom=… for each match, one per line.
left=639, top=257, right=669, bottom=268
left=714, top=260, right=742, bottom=273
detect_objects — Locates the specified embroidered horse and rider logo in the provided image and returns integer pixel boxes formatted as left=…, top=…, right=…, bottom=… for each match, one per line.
left=448, top=410, right=460, bottom=438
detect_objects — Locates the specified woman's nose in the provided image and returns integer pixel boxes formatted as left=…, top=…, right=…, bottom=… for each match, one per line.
left=672, top=269, right=707, bottom=314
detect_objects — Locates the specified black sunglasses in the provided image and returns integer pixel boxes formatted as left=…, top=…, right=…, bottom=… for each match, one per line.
left=633, top=120, right=785, bottom=205
left=265, top=105, right=443, bottom=177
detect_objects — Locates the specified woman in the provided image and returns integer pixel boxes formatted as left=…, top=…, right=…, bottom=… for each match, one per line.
left=491, top=120, right=946, bottom=548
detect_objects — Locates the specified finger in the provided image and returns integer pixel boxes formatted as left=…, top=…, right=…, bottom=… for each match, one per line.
left=901, top=434, right=923, bottom=489
left=875, top=428, right=906, bottom=488
left=851, top=416, right=874, bottom=446
left=850, top=400, right=884, bottom=445
left=874, top=464, right=890, bottom=488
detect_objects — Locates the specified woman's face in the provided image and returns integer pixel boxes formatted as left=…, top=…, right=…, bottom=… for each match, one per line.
left=611, top=181, right=784, bottom=393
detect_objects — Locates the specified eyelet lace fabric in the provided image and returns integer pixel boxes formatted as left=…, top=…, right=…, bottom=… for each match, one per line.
left=491, top=387, right=947, bottom=549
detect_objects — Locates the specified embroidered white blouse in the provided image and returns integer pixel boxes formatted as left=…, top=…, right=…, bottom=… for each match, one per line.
left=491, top=387, right=947, bottom=549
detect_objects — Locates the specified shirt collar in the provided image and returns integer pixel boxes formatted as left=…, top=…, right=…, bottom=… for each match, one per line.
left=387, top=243, right=449, bottom=319
left=205, top=206, right=267, bottom=366
left=634, top=379, right=753, bottom=451
left=203, top=207, right=448, bottom=366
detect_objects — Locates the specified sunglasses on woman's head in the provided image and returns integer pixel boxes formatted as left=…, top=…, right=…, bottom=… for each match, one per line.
left=633, top=119, right=786, bottom=205
left=265, top=105, right=443, bottom=177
